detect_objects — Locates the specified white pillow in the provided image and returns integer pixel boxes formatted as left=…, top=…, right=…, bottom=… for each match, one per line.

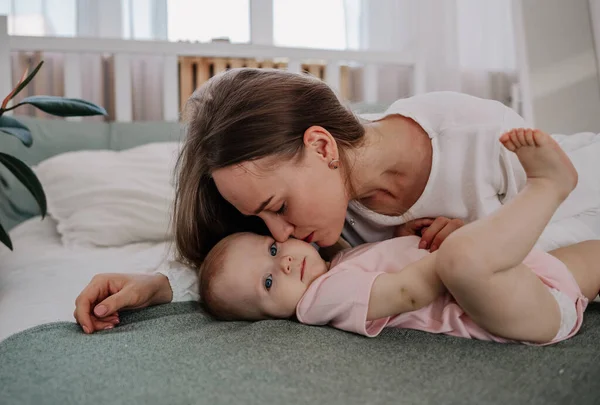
left=34, top=142, right=180, bottom=248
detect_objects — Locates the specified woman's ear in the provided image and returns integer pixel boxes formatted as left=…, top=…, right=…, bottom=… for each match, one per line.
left=303, top=126, right=339, bottom=162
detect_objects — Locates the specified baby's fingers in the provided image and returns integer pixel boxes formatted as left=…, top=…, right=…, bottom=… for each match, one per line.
left=89, top=314, right=120, bottom=333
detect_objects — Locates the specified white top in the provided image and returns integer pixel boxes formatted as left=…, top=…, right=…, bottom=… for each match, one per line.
left=159, top=91, right=600, bottom=302
left=343, top=91, right=600, bottom=251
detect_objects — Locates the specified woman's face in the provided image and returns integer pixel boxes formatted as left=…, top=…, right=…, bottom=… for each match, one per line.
left=212, top=127, right=349, bottom=247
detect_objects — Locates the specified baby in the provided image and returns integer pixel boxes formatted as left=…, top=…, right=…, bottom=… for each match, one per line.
left=199, top=129, right=600, bottom=345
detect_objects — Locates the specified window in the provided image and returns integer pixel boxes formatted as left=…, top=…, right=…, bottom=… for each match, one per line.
left=273, top=0, right=348, bottom=50
left=167, top=0, right=250, bottom=43
left=0, top=0, right=76, bottom=36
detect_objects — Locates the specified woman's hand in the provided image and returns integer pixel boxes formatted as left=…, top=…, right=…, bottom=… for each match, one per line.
left=73, top=273, right=173, bottom=334
left=395, top=217, right=464, bottom=252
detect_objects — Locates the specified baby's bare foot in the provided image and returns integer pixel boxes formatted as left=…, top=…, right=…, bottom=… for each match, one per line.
left=499, top=128, right=577, bottom=200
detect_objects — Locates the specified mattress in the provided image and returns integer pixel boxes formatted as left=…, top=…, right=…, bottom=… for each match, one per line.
left=0, top=216, right=171, bottom=342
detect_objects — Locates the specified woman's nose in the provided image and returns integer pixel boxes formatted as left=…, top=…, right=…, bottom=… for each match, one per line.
left=279, top=256, right=292, bottom=274
left=265, top=216, right=294, bottom=243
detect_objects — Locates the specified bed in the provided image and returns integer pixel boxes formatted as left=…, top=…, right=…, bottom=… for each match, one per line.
left=1, top=117, right=600, bottom=405
left=0, top=116, right=184, bottom=342
left=0, top=216, right=173, bottom=341
left=1, top=17, right=600, bottom=403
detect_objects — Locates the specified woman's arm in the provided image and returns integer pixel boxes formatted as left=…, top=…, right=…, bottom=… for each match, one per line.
left=154, top=258, right=200, bottom=302
left=74, top=273, right=174, bottom=334
left=74, top=251, right=200, bottom=334
left=367, top=252, right=445, bottom=320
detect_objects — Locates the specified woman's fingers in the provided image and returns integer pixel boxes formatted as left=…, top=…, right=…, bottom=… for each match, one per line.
left=430, top=219, right=464, bottom=252
left=394, top=218, right=435, bottom=237
left=74, top=273, right=172, bottom=335
left=73, top=275, right=109, bottom=334
left=419, top=217, right=449, bottom=249
left=89, top=314, right=120, bottom=332
left=93, top=288, right=137, bottom=318
left=411, top=218, right=435, bottom=229
left=419, top=217, right=465, bottom=250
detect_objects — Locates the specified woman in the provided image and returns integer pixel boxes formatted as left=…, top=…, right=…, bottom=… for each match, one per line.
left=74, top=69, right=600, bottom=334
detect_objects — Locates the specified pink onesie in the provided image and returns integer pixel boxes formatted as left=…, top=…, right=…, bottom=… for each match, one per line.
left=296, top=236, right=588, bottom=345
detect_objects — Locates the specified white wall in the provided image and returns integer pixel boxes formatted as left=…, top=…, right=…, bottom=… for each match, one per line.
left=518, top=0, right=600, bottom=133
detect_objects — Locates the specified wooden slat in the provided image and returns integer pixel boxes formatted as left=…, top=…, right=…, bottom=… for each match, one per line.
left=12, top=53, right=32, bottom=116
left=195, top=57, right=210, bottom=84
left=325, top=61, right=340, bottom=94
left=260, top=60, right=274, bottom=69
left=274, top=61, right=287, bottom=70
left=340, top=65, right=351, bottom=101
left=363, top=63, right=378, bottom=104
left=286, top=59, right=302, bottom=74
left=103, top=55, right=116, bottom=120
left=113, top=53, right=133, bottom=122
left=51, top=54, right=64, bottom=98
left=32, top=51, right=49, bottom=119
left=305, top=63, right=321, bottom=78
left=179, top=56, right=194, bottom=112
left=229, top=58, right=244, bottom=69
left=245, top=59, right=259, bottom=68
left=64, top=53, right=83, bottom=121
left=212, top=58, right=227, bottom=76
left=162, top=54, right=179, bottom=121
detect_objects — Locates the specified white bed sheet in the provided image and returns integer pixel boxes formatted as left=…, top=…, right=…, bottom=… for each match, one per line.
left=0, top=217, right=172, bottom=342
left=4, top=215, right=596, bottom=343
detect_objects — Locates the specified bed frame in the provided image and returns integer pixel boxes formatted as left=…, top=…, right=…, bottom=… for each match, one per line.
left=0, top=15, right=426, bottom=123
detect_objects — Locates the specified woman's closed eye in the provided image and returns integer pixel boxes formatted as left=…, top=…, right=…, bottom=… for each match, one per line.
left=275, top=203, right=286, bottom=216
left=264, top=274, right=273, bottom=290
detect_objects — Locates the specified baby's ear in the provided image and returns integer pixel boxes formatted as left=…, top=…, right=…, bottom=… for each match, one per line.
left=318, top=237, right=351, bottom=261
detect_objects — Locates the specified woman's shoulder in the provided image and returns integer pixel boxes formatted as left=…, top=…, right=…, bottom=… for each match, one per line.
left=363, top=92, right=511, bottom=139
left=386, top=91, right=501, bottom=110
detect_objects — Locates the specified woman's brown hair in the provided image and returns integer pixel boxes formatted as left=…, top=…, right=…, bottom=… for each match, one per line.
left=173, top=68, right=364, bottom=269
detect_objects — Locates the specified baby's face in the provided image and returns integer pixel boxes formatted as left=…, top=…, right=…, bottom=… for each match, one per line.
left=214, top=233, right=328, bottom=319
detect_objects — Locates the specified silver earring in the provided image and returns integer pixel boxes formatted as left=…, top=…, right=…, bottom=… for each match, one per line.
left=328, top=159, right=340, bottom=170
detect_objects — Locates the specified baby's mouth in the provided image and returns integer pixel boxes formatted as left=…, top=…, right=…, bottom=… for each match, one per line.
left=300, top=258, right=306, bottom=281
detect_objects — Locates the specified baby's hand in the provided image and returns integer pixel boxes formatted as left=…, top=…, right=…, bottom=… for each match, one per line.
left=394, top=217, right=464, bottom=252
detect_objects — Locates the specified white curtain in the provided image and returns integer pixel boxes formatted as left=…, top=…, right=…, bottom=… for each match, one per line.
left=78, top=0, right=166, bottom=121
left=4, top=0, right=519, bottom=118
left=344, top=0, right=517, bottom=105
left=4, top=0, right=166, bottom=121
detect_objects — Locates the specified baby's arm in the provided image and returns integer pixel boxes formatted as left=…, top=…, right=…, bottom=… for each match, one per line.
left=367, top=252, right=445, bottom=320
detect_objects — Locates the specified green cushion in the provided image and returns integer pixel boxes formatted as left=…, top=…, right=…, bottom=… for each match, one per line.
left=110, top=121, right=183, bottom=150
left=2, top=116, right=111, bottom=165
left=0, top=116, right=183, bottom=231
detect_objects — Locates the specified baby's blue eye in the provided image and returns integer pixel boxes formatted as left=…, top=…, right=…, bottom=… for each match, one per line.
left=269, top=242, right=277, bottom=256
left=264, top=274, right=273, bottom=290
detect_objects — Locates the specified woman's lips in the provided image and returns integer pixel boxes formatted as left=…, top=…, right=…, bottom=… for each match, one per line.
left=303, top=232, right=314, bottom=243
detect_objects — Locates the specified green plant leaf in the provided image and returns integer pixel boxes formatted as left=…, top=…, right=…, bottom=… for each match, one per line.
left=1, top=61, right=44, bottom=109
left=7, top=96, right=107, bottom=117
left=0, top=116, right=33, bottom=147
left=0, top=152, right=47, bottom=217
left=0, top=221, right=12, bottom=250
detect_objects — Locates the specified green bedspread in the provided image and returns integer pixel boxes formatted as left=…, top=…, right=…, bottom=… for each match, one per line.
left=2, top=302, right=600, bottom=405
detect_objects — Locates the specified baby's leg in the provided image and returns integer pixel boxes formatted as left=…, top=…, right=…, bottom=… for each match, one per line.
left=549, top=241, right=600, bottom=301
left=435, top=129, right=579, bottom=343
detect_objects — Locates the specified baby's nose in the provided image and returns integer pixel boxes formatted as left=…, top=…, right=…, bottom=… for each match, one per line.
left=280, top=256, right=292, bottom=274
